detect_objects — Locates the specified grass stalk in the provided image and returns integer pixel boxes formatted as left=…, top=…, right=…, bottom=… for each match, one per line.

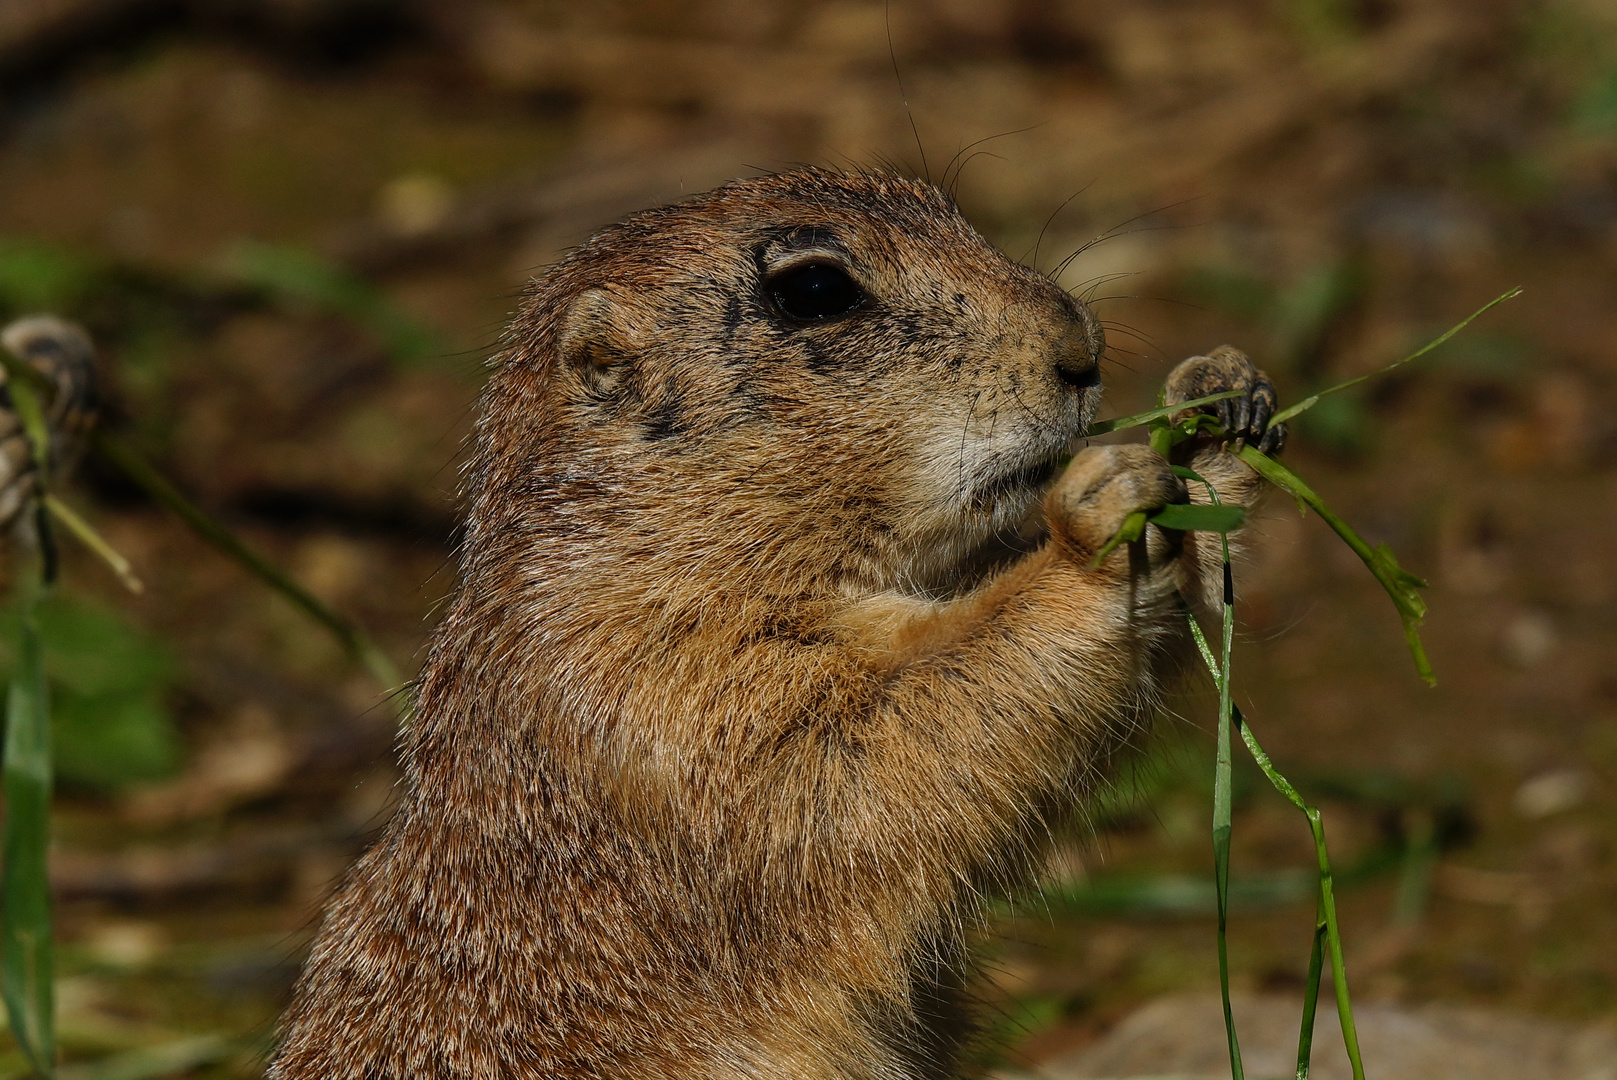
left=1184, top=616, right=1367, bottom=1080
left=89, top=431, right=406, bottom=709
left=1296, top=904, right=1327, bottom=1079
left=2, top=582, right=56, bottom=1079
left=1307, top=805, right=1366, bottom=1079
left=41, top=495, right=143, bottom=594
left=1081, top=390, right=1243, bottom=438
left=1177, top=472, right=1246, bottom=1080
left=1236, top=445, right=1432, bottom=685
left=1212, top=574, right=1243, bottom=1080
left=1268, top=288, right=1522, bottom=428
left=1214, top=504, right=1243, bottom=1080
left=0, top=348, right=58, bottom=1077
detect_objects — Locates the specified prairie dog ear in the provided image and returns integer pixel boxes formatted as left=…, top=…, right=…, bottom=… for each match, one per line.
left=557, top=287, right=644, bottom=397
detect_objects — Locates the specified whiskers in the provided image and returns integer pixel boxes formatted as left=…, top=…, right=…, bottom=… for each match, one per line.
left=1045, top=195, right=1204, bottom=283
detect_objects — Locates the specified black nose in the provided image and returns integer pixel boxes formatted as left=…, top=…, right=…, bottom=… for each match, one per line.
left=1054, top=331, right=1101, bottom=390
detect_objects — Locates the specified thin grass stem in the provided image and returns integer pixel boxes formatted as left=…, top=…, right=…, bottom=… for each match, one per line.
left=1296, top=905, right=1327, bottom=1079
left=2, top=580, right=57, bottom=1079
left=1184, top=612, right=1367, bottom=1080
left=1080, top=390, right=1242, bottom=438
left=89, top=431, right=407, bottom=714
left=42, top=495, right=143, bottom=593
left=1307, top=807, right=1367, bottom=1079
left=0, top=341, right=58, bottom=1078
left=1269, top=287, right=1521, bottom=427
left=1185, top=475, right=1246, bottom=1080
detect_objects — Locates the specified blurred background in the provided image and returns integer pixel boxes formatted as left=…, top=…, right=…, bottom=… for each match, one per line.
left=1, top=0, right=1615, bottom=1076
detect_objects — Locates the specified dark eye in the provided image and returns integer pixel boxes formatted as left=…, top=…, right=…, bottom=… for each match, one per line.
left=767, top=262, right=865, bottom=322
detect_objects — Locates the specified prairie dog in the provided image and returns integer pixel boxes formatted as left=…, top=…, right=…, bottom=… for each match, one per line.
left=271, top=168, right=1283, bottom=1080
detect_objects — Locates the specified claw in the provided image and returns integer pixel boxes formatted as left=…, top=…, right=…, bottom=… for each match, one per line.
left=1164, top=345, right=1284, bottom=456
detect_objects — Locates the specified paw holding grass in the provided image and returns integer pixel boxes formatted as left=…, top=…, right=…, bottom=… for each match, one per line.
left=1164, top=345, right=1286, bottom=457
left=1058, top=345, right=1287, bottom=573
left=1046, top=444, right=1188, bottom=570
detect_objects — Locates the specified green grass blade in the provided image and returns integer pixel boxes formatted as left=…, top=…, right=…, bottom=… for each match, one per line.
left=1295, top=905, right=1327, bottom=1079
left=1088, top=510, right=1147, bottom=569
left=1081, top=390, right=1243, bottom=437
left=1306, top=807, right=1367, bottom=1080
left=1212, top=655, right=1244, bottom=1079
left=1391, top=810, right=1439, bottom=929
left=1091, top=500, right=1245, bottom=572
left=1185, top=480, right=1246, bottom=1080
left=3, top=589, right=57, bottom=1078
left=1181, top=464, right=1372, bottom=1080
left=89, top=431, right=407, bottom=711
left=1186, top=623, right=1366, bottom=1080
left=42, top=496, right=143, bottom=594
left=1269, top=287, right=1521, bottom=427
left=1236, top=445, right=1433, bottom=684
left=1, top=326, right=60, bottom=1076
left=1212, top=509, right=1244, bottom=1080
left=1239, top=708, right=1366, bottom=1080
left=1149, top=503, right=1246, bottom=533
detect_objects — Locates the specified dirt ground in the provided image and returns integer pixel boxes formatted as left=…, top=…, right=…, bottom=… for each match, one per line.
left=1, top=0, right=1615, bottom=1075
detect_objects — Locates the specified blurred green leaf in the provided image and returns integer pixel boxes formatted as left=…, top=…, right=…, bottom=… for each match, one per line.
left=32, top=600, right=170, bottom=698
left=1282, top=0, right=1358, bottom=46
left=55, top=1035, right=233, bottom=1080
left=51, top=694, right=180, bottom=791
left=1179, top=265, right=1274, bottom=323
left=3, top=592, right=57, bottom=1077
left=0, top=241, right=101, bottom=317
left=1271, top=287, right=1522, bottom=428
left=1574, top=67, right=1617, bottom=133
left=1178, top=258, right=1364, bottom=376
left=1270, top=259, right=1365, bottom=372
left=220, top=241, right=442, bottom=364
left=1050, top=868, right=1318, bottom=918
left=1426, top=330, right=1530, bottom=377
left=0, top=598, right=181, bottom=791
left=1292, top=391, right=1370, bottom=456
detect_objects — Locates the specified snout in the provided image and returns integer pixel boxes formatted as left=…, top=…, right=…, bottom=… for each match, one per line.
left=1052, top=303, right=1104, bottom=390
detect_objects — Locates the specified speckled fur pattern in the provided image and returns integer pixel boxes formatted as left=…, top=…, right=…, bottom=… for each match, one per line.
left=270, top=169, right=1281, bottom=1080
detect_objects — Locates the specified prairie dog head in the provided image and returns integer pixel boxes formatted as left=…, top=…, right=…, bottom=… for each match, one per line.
left=491, top=169, right=1105, bottom=593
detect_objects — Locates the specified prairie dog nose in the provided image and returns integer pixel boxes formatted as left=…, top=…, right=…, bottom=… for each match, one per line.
left=1053, top=319, right=1103, bottom=390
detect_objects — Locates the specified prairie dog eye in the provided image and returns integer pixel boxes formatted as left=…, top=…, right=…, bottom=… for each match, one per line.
left=767, top=262, right=865, bottom=322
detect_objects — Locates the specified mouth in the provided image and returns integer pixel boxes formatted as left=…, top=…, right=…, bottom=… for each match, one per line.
left=966, top=452, right=1064, bottom=514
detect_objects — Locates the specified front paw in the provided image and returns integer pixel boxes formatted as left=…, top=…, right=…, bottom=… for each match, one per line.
left=1046, top=444, right=1186, bottom=566
left=1164, top=346, right=1285, bottom=456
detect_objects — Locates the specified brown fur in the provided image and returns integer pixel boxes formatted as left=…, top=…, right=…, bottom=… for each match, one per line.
left=270, top=169, right=1279, bottom=1080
